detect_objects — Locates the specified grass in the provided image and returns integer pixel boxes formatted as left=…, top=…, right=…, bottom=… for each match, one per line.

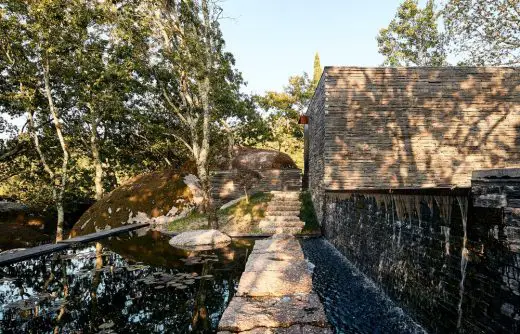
left=167, top=191, right=322, bottom=235
left=299, top=191, right=321, bottom=233
left=167, top=192, right=273, bottom=234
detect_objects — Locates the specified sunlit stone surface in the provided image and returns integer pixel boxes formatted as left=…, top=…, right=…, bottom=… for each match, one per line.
left=169, top=229, right=231, bottom=250
left=218, top=234, right=331, bottom=333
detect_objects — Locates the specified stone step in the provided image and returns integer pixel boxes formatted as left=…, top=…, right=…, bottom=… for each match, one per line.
left=270, top=191, right=300, bottom=195
left=265, top=210, right=301, bottom=216
left=268, top=202, right=301, bottom=207
left=260, top=227, right=303, bottom=234
left=263, top=215, right=302, bottom=222
left=267, top=203, right=301, bottom=210
left=259, top=219, right=304, bottom=227
left=271, top=197, right=300, bottom=202
left=270, top=196, right=300, bottom=201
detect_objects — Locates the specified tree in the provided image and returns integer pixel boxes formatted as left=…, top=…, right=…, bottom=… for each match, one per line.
left=443, top=0, right=520, bottom=66
left=377, top=0, right=446, bottom=66
left=64, top=0, right=148, bottom=201
left=235, top=168, right=261, bottom=204
left=143, top=0, right=250, bottom=228
left=255, top=73, right=313, bottom=169
left=1, top=0, right=260, bottom=236
left=313, top=52, right=321, bottom=87
left=0, top=0, right=91, bottom=240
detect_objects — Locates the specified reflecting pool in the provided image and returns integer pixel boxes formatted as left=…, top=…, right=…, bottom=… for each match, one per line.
left=0, top=230, right=253, bottom=333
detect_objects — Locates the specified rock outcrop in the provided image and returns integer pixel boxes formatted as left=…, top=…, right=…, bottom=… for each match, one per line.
left=71, top=170, right=201, bottom=236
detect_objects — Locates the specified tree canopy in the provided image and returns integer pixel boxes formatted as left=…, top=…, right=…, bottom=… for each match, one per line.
left=0, top=0, right=262, bottom=235
left=443, top=0, right=520, bottom=66
left=377, top=0, right=446, bottom=66
left=379, top=0, right=519, bottom=66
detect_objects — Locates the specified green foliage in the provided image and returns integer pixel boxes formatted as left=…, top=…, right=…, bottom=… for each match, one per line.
left=299, top=191, right=320, bottom=233
left=0, top=0, right=264, bottom=228
left=255, top=72, right=314, bottom=169
left=443, top=0, right=520, bottom=66
left=377, top=0, right=446, bottom=66
left=219, top=192, right=272, bottom=217
left=313, top=52, right=322, bottom=87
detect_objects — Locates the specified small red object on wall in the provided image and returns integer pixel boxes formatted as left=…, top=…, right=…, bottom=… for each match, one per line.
left=298, top=115, right=309, bottom=124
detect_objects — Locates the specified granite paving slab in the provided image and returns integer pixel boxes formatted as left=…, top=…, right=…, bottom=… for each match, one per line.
left=236, top=270, right=313, bottom=297
left=244, top=253, right=309, bottom=273
left=218, top=294, right=329, bottom=332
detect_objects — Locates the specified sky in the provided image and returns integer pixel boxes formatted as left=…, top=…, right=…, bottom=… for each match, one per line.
left=219, top=0, right=404, bottom=95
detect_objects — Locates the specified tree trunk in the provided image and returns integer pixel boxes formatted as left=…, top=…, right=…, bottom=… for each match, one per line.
left=55, top=202, right=64, bottom=241
left=199, top=0, right=218, bottom=229
left=196, top=160, right=218, bottom=229
left=27, top=111, right=63, bottom=241
left=88, top=107, right=104, bottom=201
left=93, top=152, right=103, bottom=201
left=42, top=56, right=69, bottom=242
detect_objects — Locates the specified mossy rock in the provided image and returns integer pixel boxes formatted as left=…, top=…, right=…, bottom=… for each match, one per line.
left=71, top=169, right=200, bottom=237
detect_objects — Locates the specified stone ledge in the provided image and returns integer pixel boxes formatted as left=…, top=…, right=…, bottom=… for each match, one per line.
left=218, top=294, right=330, bottom=332
left=218, top=324, right=333, bottom=334
left=472, top=168, right=520, bottom=180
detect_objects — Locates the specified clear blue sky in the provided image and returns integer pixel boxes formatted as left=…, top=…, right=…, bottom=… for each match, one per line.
left=219, top=0, right=403, bottom=95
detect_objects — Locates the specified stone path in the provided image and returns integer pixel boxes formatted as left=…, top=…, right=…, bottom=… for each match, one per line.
left=258, top=191, right=304, bottom=234
left=218, top=231, right=331, bottom=333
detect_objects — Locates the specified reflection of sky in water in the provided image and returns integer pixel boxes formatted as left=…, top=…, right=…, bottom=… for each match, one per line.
left=0, top=231, right=253, bottom=333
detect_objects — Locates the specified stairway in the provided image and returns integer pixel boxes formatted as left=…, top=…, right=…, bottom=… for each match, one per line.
left=259, top=191, right=304, bottom=234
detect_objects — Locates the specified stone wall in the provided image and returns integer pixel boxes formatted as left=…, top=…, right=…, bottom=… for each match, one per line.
left=321, top=190, right=520, bottom=333
left=471, top=168, right=520, bottom=253
left=306, top=73, right=327, bottom=221
left=306, top=67, right=520, bottom=191
left=210, top=169, right=301, bottom=202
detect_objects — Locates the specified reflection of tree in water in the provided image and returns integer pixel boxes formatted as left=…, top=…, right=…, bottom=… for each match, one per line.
left=0, top=233, right=253, bottom=333
left=53, top=259, right=69, bottom=334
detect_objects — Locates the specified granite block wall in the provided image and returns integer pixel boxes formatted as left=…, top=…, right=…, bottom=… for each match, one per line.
left=305, top=67, right=520, bottom=192
left=321, top=190, right=519, bottom=333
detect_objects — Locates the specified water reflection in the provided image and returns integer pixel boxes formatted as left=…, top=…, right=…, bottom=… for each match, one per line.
left=0, top=231, right=253, bottom=333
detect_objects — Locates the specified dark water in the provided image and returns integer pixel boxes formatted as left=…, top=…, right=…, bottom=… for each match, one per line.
left=301, top=237, right=426, bottom=334
left=0, top=231, right=253, bottom=333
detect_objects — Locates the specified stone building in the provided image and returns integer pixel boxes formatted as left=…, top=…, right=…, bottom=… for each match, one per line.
left=305, top=66, right=520, bottom=220
left=303, top=66, right=520, bottom=333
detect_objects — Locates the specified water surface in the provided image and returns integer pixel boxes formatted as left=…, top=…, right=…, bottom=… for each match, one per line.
left=302, top=237, right=426, bottom=334
left=0, top=230, right=253, bottom=333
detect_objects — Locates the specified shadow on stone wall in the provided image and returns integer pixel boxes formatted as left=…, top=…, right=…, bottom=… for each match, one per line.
left=323, top=67, right=520, bottom=190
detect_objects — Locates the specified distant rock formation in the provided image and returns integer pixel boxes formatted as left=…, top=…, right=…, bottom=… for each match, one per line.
left=215, top=146, right=298, bottom=171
